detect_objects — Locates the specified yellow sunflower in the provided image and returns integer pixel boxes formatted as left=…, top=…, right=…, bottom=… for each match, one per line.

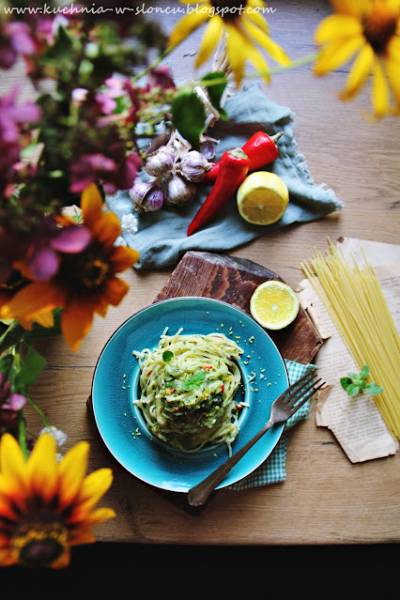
left=0, top=433, right=115, bottom=568
left=314, top=0, right=400, bottom=118
left=168, top=0, right=290, bottom=85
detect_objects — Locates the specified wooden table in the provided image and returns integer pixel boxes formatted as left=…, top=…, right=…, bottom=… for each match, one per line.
left=22, top=0, right=400, bottom=544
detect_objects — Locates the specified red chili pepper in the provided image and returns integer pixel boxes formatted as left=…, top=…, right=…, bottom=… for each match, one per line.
left=187, top=148, right=249, bottom=236
left=202, top=131, right=283, bottom=183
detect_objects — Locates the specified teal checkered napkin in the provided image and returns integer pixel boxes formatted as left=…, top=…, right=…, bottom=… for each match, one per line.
left=229, top=360, right=314, bottom=491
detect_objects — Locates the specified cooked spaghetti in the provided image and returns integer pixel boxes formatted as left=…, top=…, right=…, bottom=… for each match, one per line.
left=302, top=241, right=400, bottom=439
left=133, top=330, right=243, bottom=452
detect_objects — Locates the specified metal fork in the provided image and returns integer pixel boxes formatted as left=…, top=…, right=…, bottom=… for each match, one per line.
left=187, top=371, right=325, bottom=507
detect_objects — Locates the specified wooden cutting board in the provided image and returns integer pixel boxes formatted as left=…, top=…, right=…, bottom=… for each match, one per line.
left=155, top=251, right=322, bottom=364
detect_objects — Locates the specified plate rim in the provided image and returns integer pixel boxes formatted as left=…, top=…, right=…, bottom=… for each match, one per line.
left=91, top=296, right=289, bottom=492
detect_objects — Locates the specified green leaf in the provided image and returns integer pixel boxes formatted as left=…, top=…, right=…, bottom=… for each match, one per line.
left=340, top=377, right=352, bottom=391
left=359, top=365, right=370, bottom=379
left=365, top=383, right=384, bottom=397
left=348, top=384, right=361, bottom=397
left=162, top=350, right=174, bottom=362
left=201, top=71, right=228, bottom=121
left=171, top=90, right=206, bottom=148
left=182, top=371, right=206, bottom=391
left=17, top=346, right=46, bottom=389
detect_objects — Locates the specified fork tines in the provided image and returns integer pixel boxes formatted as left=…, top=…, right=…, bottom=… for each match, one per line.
left=287, top=370, right=326, bottom=409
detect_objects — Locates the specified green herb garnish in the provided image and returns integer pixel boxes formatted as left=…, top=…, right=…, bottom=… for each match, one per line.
left=340, top=365, right=383, bottom=398
left=162, top=350, right=174, bottom=362
left=182, top=371, right=206, bottom=391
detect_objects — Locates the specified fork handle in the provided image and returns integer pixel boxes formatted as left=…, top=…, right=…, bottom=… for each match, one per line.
left=187, top=418, right=274, bottom=507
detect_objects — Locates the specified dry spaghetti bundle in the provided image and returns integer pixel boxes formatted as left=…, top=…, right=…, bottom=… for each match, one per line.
left=302, top=241, right=400, bottom=439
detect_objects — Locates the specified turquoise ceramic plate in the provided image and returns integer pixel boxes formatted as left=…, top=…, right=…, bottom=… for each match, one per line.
left=92, top=297, right=288, bottom=492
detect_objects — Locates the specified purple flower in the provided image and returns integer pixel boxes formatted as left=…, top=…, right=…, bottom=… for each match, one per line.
left=27, top=223, right=91, bottom=282
left=70, top=153, right=117, bottom=193
left=0, top=372, right=26, bottom=433
left=0, top=87, right=41, bottom=193
left=0, top=22, right=35, bottom=70
left=148, top=65, right=176, bottom=90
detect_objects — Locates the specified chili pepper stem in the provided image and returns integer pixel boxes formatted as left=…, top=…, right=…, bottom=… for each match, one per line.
left=270, top=132, right=284, bottom=143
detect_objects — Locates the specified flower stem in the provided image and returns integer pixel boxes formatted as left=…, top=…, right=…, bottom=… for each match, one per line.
left=18, top=413, right=29, bottom=460
left=27, top=396, right=50, bottom=428
left=132, top=47, right=173, bottom=83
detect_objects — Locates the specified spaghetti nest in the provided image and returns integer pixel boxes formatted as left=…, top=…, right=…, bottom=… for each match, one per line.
left=133, top=331, right=243, bottom=452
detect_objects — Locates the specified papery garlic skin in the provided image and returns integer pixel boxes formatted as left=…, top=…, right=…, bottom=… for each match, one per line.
left=145, top=146, right=174, bottom=177
left=180, top=151, right=210, bottom=183
left=167, top=175, right=196, bottom=206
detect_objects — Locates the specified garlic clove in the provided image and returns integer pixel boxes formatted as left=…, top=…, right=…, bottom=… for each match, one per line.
left=167, top=175, right=196, bottom=205
left=180, top=151, right=210, bottom=183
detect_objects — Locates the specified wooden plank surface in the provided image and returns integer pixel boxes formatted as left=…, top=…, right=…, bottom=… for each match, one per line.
left=14, top=0, right=400, bottom=544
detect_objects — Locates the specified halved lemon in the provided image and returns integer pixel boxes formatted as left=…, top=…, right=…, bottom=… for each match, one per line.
left=250, top=281, right=300, bottom=330
left=237, top=171, right=289, bottom=225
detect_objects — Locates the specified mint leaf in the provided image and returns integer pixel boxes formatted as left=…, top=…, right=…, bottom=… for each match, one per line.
left=359, top=365, right=369, bottom=379
left=162, top=350, right=174, bottom=362
left=365, top=383, right=384, bottom=397
left=340, top=377, right=352, bottom=391
left=201, top=71, right=228, bottom=121
left=172, top=90, right=206, bottom=148
left=182, top=371, right=206, bottom=391
left=347, top=384, right=361, bottom=397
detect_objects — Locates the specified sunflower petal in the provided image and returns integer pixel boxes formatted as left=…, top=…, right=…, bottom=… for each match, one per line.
left=168, top=10, right=210, bottom=49
left=195, top=16, right=223, bottom=67
left=242, top=18, right=290, bottom=65
left=5, top=282, right=64, bottom=322
left=74, top=468, right=113, bottom=515
left=69, top=528, right=96, bottom=546
left=59, top=442, right=89, bottom=506
left=0, top=549, right=16, bottom=566
left=111, top=246, right=139, bottom=272
left=91, top=212, right=121, bottom=248
left=315, top=14, right=362, bottom=45
left=0, top=434, right=26, bottom=486
left=340, top=44, right=374, bottom=100
left=331, top=0, right=368, bottom=16
left=61, top=299, right=94, bottom=352
left=104, top=277, right=129, bottom=306
left=242, top=36, right=271, bottom=83
left=86, top=507, right=116, bottom=524
left=225, top=24, right=247, bottom=86
left=81, top=184, right=103, bottom=227
left=50, top=550, right=71, bottom=569
left=27, top=434, right=58, bottom=502
left=244, top=5, right=269, bottom=33
left=386, top=59, right=400, bottom=107
left=32, top=308, right=55, bottom=329
left=314, top=36, right=364, bottom=76
left=372, top=58, right=390, bottom=118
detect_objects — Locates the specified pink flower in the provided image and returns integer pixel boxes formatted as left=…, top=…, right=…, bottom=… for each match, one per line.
left=148, top=65, right=176, bottom=90
left=70, top=153, right=117, bottom=193
left=0, top=22, right=35, bottom=70
left=0, top=372, right=26, bottom=433
left=26, top=221, right=92, bottom=282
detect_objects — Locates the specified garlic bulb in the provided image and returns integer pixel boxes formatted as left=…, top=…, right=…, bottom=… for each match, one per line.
left=167, top=175, right=196, bottom=205
left=129, top=179, right=164, bottom=212
left=145, top=146, right=174, bottom=177
left=180, top=151, right=210, bottom=183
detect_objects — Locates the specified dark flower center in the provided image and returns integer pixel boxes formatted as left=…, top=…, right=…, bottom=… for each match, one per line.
left=58, top=245, right=111, bottom=293
left=19, top=538, right=64, bottom=568
left=363, top=5, right=398, bottom=54
left=82, top=257, right=110, bottom=289
left=211, top=0, right=249, bottom=21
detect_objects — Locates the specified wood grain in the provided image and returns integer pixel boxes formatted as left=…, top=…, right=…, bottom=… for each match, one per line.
left=14, top=0, right=400, bottom=544
left=155, top=251, right=323, bottom=363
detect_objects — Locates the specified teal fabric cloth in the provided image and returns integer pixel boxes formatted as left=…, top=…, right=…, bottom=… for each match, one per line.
left=107, top=84, right=342, bottom=270
left=230, top=360, right=313, bottom=490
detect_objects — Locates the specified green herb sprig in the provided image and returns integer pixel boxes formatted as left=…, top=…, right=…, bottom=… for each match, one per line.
left=340, top=365, right=383, bottom=398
